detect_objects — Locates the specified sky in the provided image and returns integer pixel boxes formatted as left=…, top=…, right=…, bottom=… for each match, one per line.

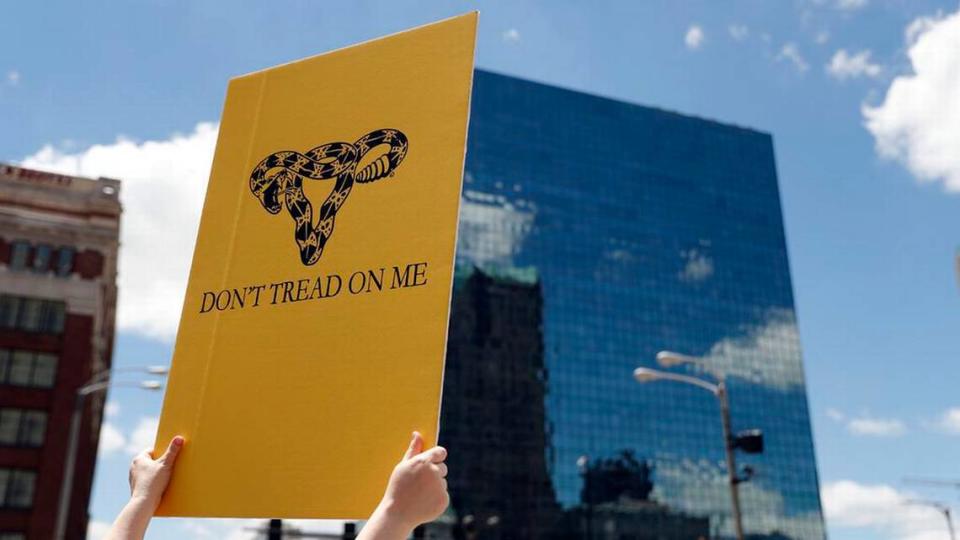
left=3, top=1, right=959, bottom=539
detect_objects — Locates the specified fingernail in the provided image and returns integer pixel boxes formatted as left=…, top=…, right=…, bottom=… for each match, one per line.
left=173, top=436, right=184, bottom=446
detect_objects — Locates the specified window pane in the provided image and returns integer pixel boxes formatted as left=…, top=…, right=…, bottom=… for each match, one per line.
left=31, top=244, right=51, bottom=273
left=0, top=469, right=9, bottom=507
left=9, top=241, right=30, bottom=271
left=17, top=299, right=41, bottom=331
left=55, top=247, right=75, bottom=277
left=43, top=302, right=66, bottom=334
left=8, top=352, right=32, bottom=386
left=0, top=350, right=9, bottom=383
left=32, top=354, right=57, bottom=388
left=0, top=296, right=19, bottom=329
left=20, top=412, right=46, bottom=447
left=7, top=470, right=35, bottom=508
left=0, top=410, right=20, bottom=445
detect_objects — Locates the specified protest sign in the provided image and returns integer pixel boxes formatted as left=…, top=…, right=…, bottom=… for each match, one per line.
left=154, top=12, right=477, bottom=518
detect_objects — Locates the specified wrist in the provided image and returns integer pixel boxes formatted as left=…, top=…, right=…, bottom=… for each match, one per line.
left=127, top=493, right=159, bottom=513
left=375, top=496, right=417, bottom=533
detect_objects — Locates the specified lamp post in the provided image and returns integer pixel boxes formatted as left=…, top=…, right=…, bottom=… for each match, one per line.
left=634, top=351, right=763, bottom=540
left=53, top=367, right=167, bottom=540
left=906, top=499, right=956, bottom=540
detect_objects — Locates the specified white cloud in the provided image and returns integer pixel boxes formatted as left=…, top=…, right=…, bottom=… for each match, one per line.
left=678, top=249, right=714, bottom=283
left=936, top=407, right=960, bottom=434
left=99, top=422, right=127, bottom=454
left=836, top=0, right=868, bottom=11
left=815, top=31, right=830, bottom=44
left=827, top=49, right=882, bottom=80
left=777, top=43, right=810, bottom=73
left=105, top=400, right=121, bottom=418
left=728, top=24, right=749, bottom=41
left=696, top=308, right=807, bottom=390
left=685, top=25, right=705, bottom=50
left=824, top=408, right=908, bottom=436
left=826, top=407, right=845, bottom=422
left=502, top=28, right=520, bottom=43
left=6, top=70, right=19, bottom=86
left=822, top=480, right=950, bottom=540
left=125, top=416, right=160, bottom=455
left=22, top=122, right=219, bottom=340
left=847, top=416, right=907, bottom=437
left=863, top=8, right=960, bottom=192
left=652, top=457, right=825, bottom=538
left=457, top=186, right=535, bottom=267
left=87, top=520, right=112, bottom=540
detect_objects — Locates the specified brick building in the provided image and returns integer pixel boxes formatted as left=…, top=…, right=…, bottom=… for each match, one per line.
left=0, top=163, right=121, bottom=540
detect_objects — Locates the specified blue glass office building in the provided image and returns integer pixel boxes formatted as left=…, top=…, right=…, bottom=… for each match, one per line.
left=436, top=71, right=825, bottom=539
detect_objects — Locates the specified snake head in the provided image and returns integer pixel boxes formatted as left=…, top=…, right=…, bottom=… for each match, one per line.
left=249, top=160, right=287, bottom=214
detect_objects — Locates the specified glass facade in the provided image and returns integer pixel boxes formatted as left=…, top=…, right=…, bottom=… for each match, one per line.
left=436, top=71, right=825, bottom=539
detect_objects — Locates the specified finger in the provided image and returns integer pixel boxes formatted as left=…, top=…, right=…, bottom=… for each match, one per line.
left=158, top=436, right=185, bottom=465
left=432, top=462, right=448, bottom=478
left=420, top=446, right=447, bottom=464
left=403, top=431, right=423, bottom=460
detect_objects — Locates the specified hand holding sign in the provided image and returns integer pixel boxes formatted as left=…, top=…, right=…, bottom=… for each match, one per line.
left=105, top=434, right=449, bottom=540
left=359, top=432, right=450, bottom=540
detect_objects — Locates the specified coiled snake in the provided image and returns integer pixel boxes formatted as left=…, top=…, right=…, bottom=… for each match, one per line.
left=249, top=129, right=409, bottom=265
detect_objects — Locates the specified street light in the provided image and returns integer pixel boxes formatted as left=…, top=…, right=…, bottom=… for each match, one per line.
left=53, top=367, right=167, bottom=540
left=633, top=354, right=763, bottom=540
left=906, top=499, right=956, bottom=540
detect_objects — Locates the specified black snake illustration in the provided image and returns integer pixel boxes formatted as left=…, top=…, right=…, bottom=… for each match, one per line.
left=249, top=129, right=408, bottom=265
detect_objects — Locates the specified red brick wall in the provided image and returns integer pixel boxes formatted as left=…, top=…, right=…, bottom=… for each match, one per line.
left=0, top=313, right=101, bottom=540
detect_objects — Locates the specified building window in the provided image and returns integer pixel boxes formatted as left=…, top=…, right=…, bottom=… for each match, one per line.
left=55, top=246, right=75, bottom=277
left=0, top=295, right=66, bottom=333
left=32, top=244, right=52, bottom=273
left=32, top=353, right=58, bottom=387
left=0, top=468, right=36, bottom=509
left=9, top=242, right=29, bottom=271
left=0, top=409, right=46, bottom=447
left=0, top=349, right=58, bottom=388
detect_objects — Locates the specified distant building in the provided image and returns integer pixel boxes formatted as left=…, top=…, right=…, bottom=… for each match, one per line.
left=0, top=164, right=121, bottom=540
left=436, top=266, right=560, bottom=538
left=431, top=70, right=826, bottom=539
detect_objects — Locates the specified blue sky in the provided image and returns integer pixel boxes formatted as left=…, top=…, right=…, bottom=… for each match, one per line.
left=3, top=2, right=959, bottom=539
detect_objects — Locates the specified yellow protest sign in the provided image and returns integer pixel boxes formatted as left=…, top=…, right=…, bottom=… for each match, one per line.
left=153, top=13, right=477, bottom=518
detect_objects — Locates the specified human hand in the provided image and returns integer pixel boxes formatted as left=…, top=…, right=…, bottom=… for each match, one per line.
left=378, top=431, right=449, bottom=530
left=127, top=435, right=184, bottom=511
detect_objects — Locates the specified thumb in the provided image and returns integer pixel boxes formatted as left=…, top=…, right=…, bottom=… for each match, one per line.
left=158, top=435, right=185, bottom=465
left=403, top=431, right=423, bottom=461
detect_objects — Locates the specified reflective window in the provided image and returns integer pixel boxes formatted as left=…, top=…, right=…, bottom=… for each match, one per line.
left=0, top=468, right=36, bottom=509
left=33, top=353, right=58, bottom=387
left=0, top=295, right=66, bottom=333
left=55, top=246, right=75, bottom=276
left=8, top=352, right=32, bottom=385
left=9, top=241, right=29, bottom=271
left=0, top=349, right=58, bottom=388
left=17, top=299, right=42, bottom=331
left=0, top=409, right=46, bottom=447
left=31, top=244, right=52, bottom=273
